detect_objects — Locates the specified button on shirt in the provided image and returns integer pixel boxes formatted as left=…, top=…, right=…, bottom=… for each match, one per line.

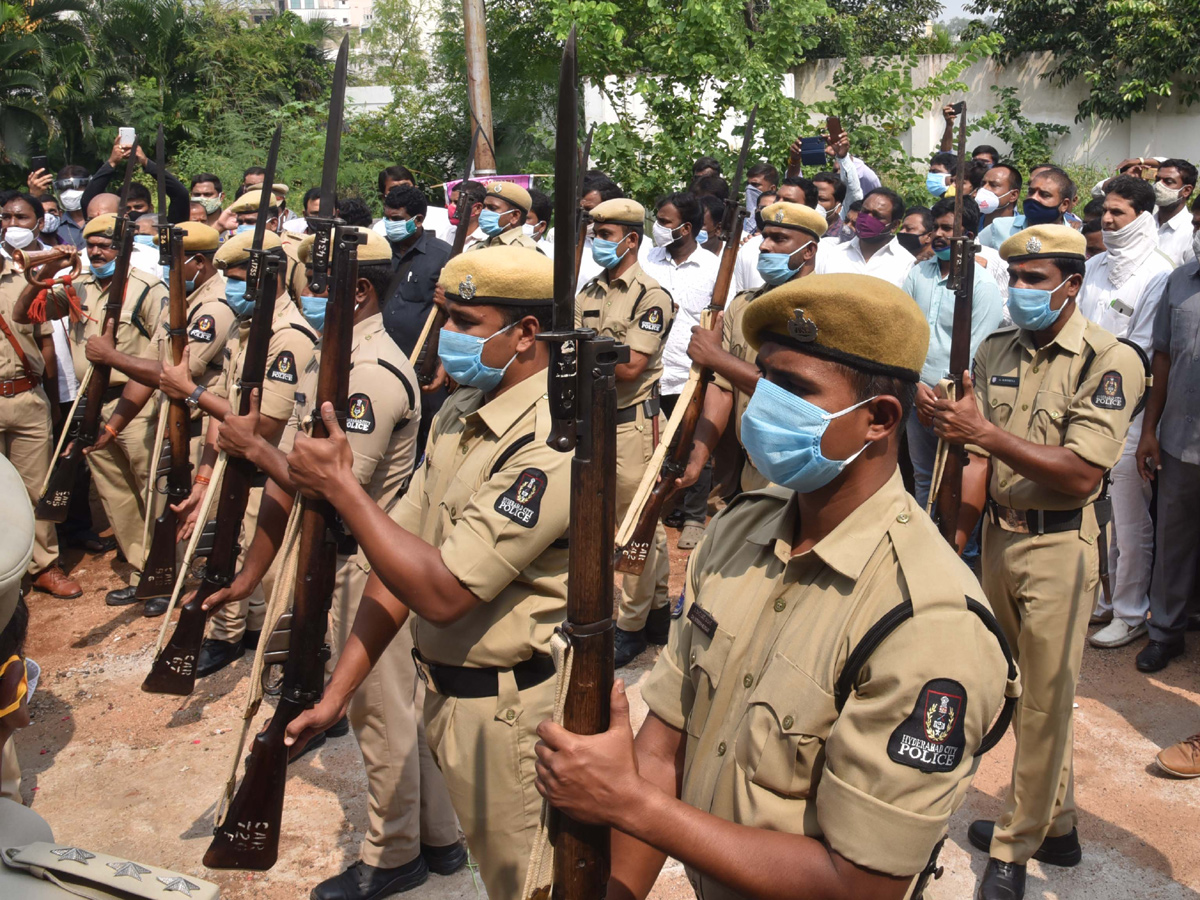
left=380, top=229, right=453, bottom=357
left=1079, top=248, right=1173, bottom=354
left=641, top=245, right=723, bottom=395
left=903, top=257, right=1003, bottom=387
left=978, top=214, right=1026, bottom=252
left=813, top=236, right=913, bottom=288
left=1152, top=262, right=1200, bottom=464
left=1156, top=206, right=1196, bottom=267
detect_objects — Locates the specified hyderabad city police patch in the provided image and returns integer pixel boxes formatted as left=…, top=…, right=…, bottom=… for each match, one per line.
left=494, top=468, right=547, bottom=528
left=345, top=393, right=375, bottom=434
left=188, top=314, right=216, bottom=343
left=267, top=351, right=297, bottom=384
left=887, top=678, right=968, bottom=773
left=1091, top=370, right=1126, bottom=410
left=638, top=307, right=664, bottom=333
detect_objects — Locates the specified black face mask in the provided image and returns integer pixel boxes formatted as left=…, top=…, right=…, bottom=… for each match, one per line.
left=896, top=232, right=925, bottom=257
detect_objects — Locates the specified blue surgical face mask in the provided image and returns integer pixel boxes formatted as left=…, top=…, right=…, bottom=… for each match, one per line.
left=133, top=234, right=155, bottom=247
left=740, top=378, right=877, bottom=493
left=1022, top=198, right=1061, bottom=226
left=437, top=322, right=517, bottom=392
left=185, top=279, right=196, bottom=292
left=934, top=245, right=952, bottom=261
left=591, top=237, right=629, bottom=270
left=235, top=223, right=254, bottom=235
left=756, top=244, right=812, bottom=286
left=478, top=208, right=513, bottom=237
left=224, top=277, right=253, bottom=317
left=1008, top=278, right=1070, bottom=332
left=299, top=295, right=326, bottom=332
left=91, top=258, right=116, bottom=279
left=696, top=229, right=709, bottom=245
left=384, top=217, right=417, bottom=242
left=926, top=172, right=950, bottom=197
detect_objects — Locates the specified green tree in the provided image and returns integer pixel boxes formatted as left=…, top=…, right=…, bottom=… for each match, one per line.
left=361, top=0, right=430, bottom=85
left=972, top=85, right=1070, bottom=175
left=811, top=0, right=945, bottom=58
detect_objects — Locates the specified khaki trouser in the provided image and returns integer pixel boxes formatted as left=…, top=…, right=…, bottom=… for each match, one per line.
left=327, top=555, right=459, bottom=867
left=983, top=515, right=1099, bottom=864
left=614, top=412, right=670, bottom=632
left=207, top=484, right=272, bottom=643
left=0, top=388, right=59, bottom=574
left=425, top=673, right=554, bottom=900
left=87, top=397, right=154, bottom=583
left=0, top=741, right=19, bottom=802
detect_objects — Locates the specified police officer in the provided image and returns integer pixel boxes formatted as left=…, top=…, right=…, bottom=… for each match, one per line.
left=929, top=225, right=1146, bottom=900
left=223, top=186, right=309, bottom=305
left=282, top=246, right=570, bottom=900
left=574, top=197, right=675, bottom=667
left=467, top=182, right=542, bottom=252
left=533, top=273, right=1015, bottom=900
left=159, top=230, right=318, bottom=677
left=199, top=228, right=463, bottom=899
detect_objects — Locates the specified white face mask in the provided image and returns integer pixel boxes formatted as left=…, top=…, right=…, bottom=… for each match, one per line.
left=652, top=221, right=684, bottom=248
left=1154, top=181, right=1182, bottom=208
left=42, top=213, right=61, bottom=233
left=60, top=189, right=84, bottom=212
left=975, top=188, right=1001, bottom=215
left=522, top=223, right=542, bottom=240
left=3, top=226, right=36, bottom=249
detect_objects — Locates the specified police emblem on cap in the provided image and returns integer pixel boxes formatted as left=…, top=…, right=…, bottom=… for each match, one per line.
left=774, top=209, right=785, bottom=223
left=1025, top=236, right=1043, bottom=253
left=787, top=309, right=818, bottom=342
left=459, top=274, right=477, bottom=300
left=490, top=183, right=503, bottom=193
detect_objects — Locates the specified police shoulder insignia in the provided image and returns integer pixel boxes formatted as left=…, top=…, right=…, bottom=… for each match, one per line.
left=788, top=308, right=818, bottom=342
left=187, top=314, right=216, bottom=344
left=345, top=393, right=375, bottom=434
left=638, top=306, right=665, bottom=333
left=494, top=467, right=547, bottom=528
left=887, top=678, right=968, bottom=773
left=267, top=350, right=297, bottom=384
left=1091, top=370, right=1126, bottom=410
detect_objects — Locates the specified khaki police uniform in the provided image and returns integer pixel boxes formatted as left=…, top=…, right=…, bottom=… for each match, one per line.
left=62, top=220, right=167, bottom=581
left=226, top=188, right=305, bottom=305
left=973, top=226, right=1146, bottom=865
left=389, top=247, right=570, bottom=899
left=642, top=273, right=1013, bottom=899
left=468, top=181, right=542, bottom=253
left=472, top=226, right=542, bottom=253
left=0, top=268, right=59, bottom=575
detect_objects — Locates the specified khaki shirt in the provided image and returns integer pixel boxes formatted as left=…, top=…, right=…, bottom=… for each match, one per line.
left=575, top=262, right=674, bottom=410
left=63, top=267, right=167, bottom=387
left=642, top=472, right=1010, bottom=893
left=469, top=228, right=543, bottom=253
left=389, top=371, right=570, bottom=668
left=152, top=274, right=232, bottom=394
left=279, top=313, right=420, bottom=510
left=0, top=269, right=45, bottom=379
left=711, top=286, right=769, bottom=491
left=215, top=295, right=318, bottom=425
left=971, top=310, right=1147, bottom=511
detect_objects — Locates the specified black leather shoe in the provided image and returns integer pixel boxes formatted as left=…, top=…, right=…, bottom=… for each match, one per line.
left=242, top=629, right=262, bottom=650
left=310, top=857, right=429, bottom=900
left=195, top=638, right=245, bottom=678
left=614, top=627, right=647, bottom=669
left=421, top=841, right=467, bottom=876
left=663, top=512, right=686, bottom=529
left=645, top=605, right=672, bottom=645
left=968, top=820, right=1081, bottom=867
left=1136, top=639, right=1185, bottom=672
left=977, top=859, right=1026, bottom=900
left=105, top=585, right=139, bottom=606
left=142, top=596, right=170, bottom=618
left=326, top=715, right=351, bottom=738
left=1188, top=613, right=1200, bottom=632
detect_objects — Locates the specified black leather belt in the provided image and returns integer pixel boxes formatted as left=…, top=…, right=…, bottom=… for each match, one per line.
left=987, top=499, right=1084, bottom=535
left=412, top=649, right=556, bottom=698
left=616, top=396, right=660, bottom=425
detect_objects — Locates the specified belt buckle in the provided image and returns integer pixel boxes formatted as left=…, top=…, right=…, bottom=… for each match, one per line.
left=411, top=649, right=439, bottom=695
left=0, top=381, right=14, bottom=398
left=999, top=506, right=1029, bottom=534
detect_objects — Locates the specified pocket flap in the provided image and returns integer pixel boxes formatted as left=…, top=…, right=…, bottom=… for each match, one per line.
left=747, top=653, right=837, bottom=737
left=688, top=625, right=734, bottom=690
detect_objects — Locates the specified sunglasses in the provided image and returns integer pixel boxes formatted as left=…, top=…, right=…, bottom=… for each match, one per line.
left=0, top=655, right=28, bottom=718
left=54, top=177, right=91, bottom=191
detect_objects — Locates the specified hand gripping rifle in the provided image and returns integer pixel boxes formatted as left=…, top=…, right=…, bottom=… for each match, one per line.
left=933, top=101, right=974, bottom=549
left=203, top=225, right=365, bottom=871
left=137, top=126, right=193, bottom=600
left=142, top=125, right=285, bottom=696
left=613, top=106, right=757, bottom=575
left=35, top=141, right=141, bottom=522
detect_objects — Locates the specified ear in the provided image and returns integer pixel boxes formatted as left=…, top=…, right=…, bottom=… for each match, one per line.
left=355, top=275, right=372, bottom=303
left=864, top=394, right=904, bottom=441
left=514, top=315, right=541, bottom=353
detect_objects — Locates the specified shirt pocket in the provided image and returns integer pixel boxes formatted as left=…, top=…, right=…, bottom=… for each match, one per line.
left=983, top=385, right=1016, bottom=432
left=1031, top=389, right=1071, bottom=445
left=685, top=625, right=734, bottom=739
left=735, top=653, right=838, bottom=799
left=1170, top=307, right=1199, bottom=358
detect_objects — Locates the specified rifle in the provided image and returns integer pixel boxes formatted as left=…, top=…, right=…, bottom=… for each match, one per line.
left=933, top=100, right=974, bottom=550
left=136, top=127, right=193, bottom=600
left=571, top=125, right=595, bottom=286
left=204, top=226, right=365, bottom=871
left=613, top=106, right=757, bottom=575
left=142, top=125, right=285, bottom=696
left=305, top=35, right=350, bottom=296
left=35, top=141, right=141, bottom=522
left=410, top=125, right=483, bottom=379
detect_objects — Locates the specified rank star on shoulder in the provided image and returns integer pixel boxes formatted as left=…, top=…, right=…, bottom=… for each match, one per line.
left=108, top=860, right=152, bottom=880
left=51, top=846, right=96, bottom=863
left=158, top=875, right=202, bottom=895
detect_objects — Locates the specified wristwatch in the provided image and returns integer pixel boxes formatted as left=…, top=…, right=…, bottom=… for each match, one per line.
left=185, top=385, right=206, bottom=410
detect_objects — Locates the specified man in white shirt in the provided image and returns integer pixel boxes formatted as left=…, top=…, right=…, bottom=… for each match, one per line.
left=813, top=187, right=913, bottom=287
left=1079, top=175, right=1173, bottom=649
left=730, top=188, right=778, bottom=293
left=1152, top=159, right=1196, bottom=266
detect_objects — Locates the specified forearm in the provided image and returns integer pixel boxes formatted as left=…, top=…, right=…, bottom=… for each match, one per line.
left=14, top=284, right=69, bottom=323
left=708, top=354, right=759, bottom=398
left=237, top=480, right=293, bottom=591
left=80, top=164, right=114, bottom=211
left=839, top=155, right=863, bottom=207
left=197, top=388, right=231, bottom=421
left=975, top=422, right=1101, bottom=498
left=248, top=439, right=294, bottom=493
left=105, top=392, right=148, bottom=433
left=327, top=576, right=412, bottom=703
left=955, top=452, right=989, bottom=552
left=693, top=384, right=733, bottom=459
left=108, top=350, right=163, bottom=388
left=113, top=381, right=154, bottom=423
left=940, top=122, right=953, bottom=152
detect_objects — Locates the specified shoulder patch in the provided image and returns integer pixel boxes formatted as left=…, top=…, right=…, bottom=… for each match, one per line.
left=638, top=306, right=665, bottom=333
left=345, top=393, right=376, bottom=434
left=494, top=467, right=547, bottom=528
left=188, top=314, right=216, bottom=344
left=1092, top=370, right=1126, bottom=410
left=887, top=678, right=969, bottom=773
left=267, top=350, right=298, bottom=384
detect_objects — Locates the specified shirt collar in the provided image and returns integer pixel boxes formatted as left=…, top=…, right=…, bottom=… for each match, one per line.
left=351, top=311, right=384, bottom=353
left=1162, top=206, right=1191, bottom=232
left=1017, top=305, right=1086, bottom=355
left=606, top=260, right=645, bottom=289
left=471, top=367, right=548, bottom=437
left=649, top=245, right=701, bottom=268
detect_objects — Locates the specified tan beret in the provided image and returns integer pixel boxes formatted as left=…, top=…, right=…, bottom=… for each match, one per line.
left=0, top=455, right=35, bottom=632
left=483, top=180, right=532, bottom=215
left=999, top=224, right=1086, bottom=262
left=296, top=227, right=391, bottom=266
left=226, top=188, right=285, bottom=216
left=590, top=198, right=643, bottom=227
left=214, top=229, right=282, bottom=270
left=742, top=273, right=930, bottom=382
left=82, top=213, right=119, bottom=239
left=154, top=221, right=220, bottom=252
left=437, top=246, right=553, bottom=306
left=759, top=201, right=828, bottom=240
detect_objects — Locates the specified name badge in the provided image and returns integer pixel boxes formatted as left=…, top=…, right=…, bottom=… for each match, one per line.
left=990, top=375, right=1019, bottom=387
left=686, top=604, right=718, bottom=638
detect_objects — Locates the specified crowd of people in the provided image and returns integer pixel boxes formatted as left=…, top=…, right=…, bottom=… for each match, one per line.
left=0, top=106, right=1198, bottom=900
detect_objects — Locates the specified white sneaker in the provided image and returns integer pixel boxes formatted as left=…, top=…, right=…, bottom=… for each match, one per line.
left=1088, top=619, right=1148, bottom=648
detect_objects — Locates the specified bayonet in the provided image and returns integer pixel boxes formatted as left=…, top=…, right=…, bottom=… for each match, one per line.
left=308, top=35, right=350, bottom=294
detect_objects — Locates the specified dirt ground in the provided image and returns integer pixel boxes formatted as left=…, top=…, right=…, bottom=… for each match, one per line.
left=10, top=523, right=1200, bottom=900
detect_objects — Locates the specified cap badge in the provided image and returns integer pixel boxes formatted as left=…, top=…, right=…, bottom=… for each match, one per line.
left=1025, top=236, right=1043, bottom=253
left=490, top=183, right=503, bottom=193
left=788, top=309, right=818, bottom=343
left=459, top=273, right=477, bottom=300
left=773, top=209, right=785, bottom=223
